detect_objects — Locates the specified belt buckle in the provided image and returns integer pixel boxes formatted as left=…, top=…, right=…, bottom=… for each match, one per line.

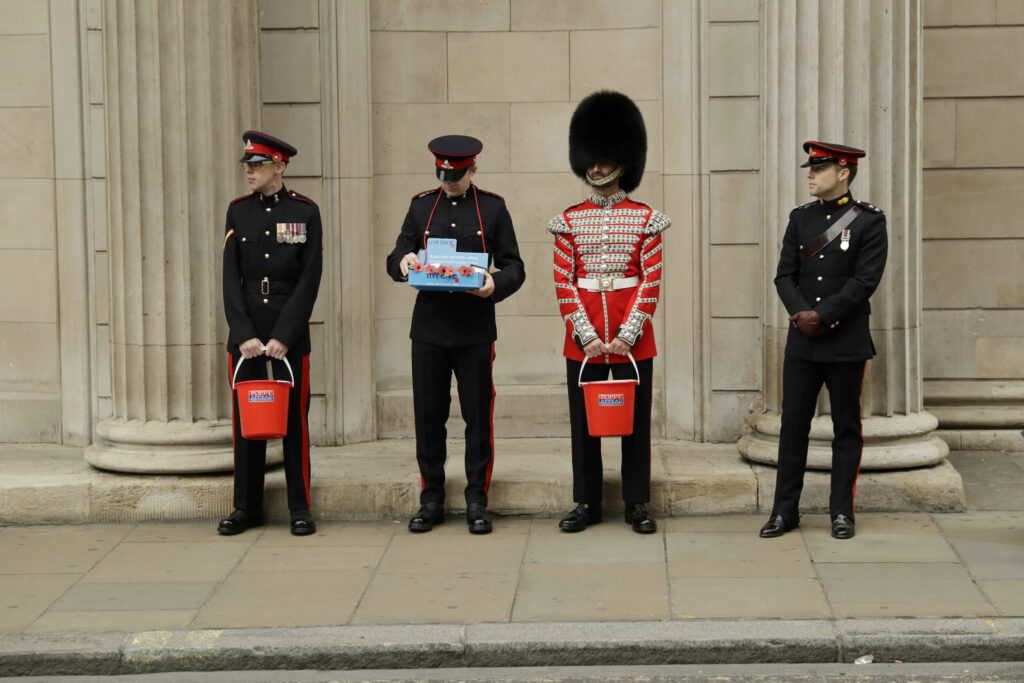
left=599, top=278, right=613, bottom=291
left=261, top=277, right=270, bottom=295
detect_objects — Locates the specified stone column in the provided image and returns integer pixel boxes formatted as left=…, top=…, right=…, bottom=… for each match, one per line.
left=739, top=1, right=952, bottom=483
left=320, top=0, right=376, bottom=443
left=85, top=0, right=261, bottom=473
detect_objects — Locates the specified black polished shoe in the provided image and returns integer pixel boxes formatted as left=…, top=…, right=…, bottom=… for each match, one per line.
left=759, top=513, right=797, bottom=538
left=290, top=509, right=317, bottom=536
left=408, top=502, right=444, bottom=533
left=624, top=503, right=657, bottom=534
left=217, top=509, right=263, bottom=536
left=558, top=503, right=601, bottom=532
left=466, top=502, right=492, bottom=535
left=831, top=513, right=855, bottom=540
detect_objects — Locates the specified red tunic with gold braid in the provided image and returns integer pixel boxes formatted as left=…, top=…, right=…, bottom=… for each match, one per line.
left=548, top=190, right=671, bottom=363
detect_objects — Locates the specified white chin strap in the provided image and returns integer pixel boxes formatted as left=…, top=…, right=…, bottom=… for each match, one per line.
left=586, top=166, right=622, bottom=187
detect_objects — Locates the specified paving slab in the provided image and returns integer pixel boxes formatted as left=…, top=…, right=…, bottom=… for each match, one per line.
left=978, top=579, right=1024, bottom=616
left=0, top=524, right=130, bottom=573
left=669, top=576, right=832, bottom=619
left=351, top=572, right=518, bottom=625
left=801, top=513, right=960, bottom=564
left=524, top=518, right=666, bottom=564
left=511, top=563, right=669, bottom=622
left=816, top=563, right=996, bottom=618
left=192, top=568, right=372, bottom=629
left=48, top=581, right=217, bottom=612
left=665, top=529, right=814, bottom=578
left=0, top=574, right=81, bottom=634
left=24, top=609, right=197, bottom=634
left=80, top=540, right=249, bottom=584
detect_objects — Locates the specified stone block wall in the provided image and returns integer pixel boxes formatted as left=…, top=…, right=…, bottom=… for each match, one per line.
left=921, top=0, right=1024, bottom=442
left=259, top=0, right=329, bottom=442
left=0, top=1, right=61, bottom=441
left=368, top=0, right=665, bottom=403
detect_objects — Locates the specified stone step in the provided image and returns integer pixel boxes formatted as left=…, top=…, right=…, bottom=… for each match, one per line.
left=0, top=440, right=965, bottom=525
left=376, top=385, right=573, bottom=438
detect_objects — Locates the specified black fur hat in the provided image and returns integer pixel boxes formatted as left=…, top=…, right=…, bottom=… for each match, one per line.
left=569, top=91, right=647, bottom=193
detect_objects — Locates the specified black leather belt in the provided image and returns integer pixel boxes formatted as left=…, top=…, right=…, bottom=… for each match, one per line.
left=245, top=277, right=295, bottom=296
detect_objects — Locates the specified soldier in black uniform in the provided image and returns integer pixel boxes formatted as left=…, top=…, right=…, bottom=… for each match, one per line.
left=760, top=141, right=887, bottom=541
left=386, top=135, right=525, bottom=535
left=219, top=130, right=323, bottom=536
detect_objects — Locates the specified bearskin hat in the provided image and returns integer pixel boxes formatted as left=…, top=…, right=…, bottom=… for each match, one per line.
left=569, top=90, right=647, bottom=193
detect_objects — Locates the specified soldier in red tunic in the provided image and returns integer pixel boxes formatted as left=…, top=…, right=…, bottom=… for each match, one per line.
left=548, top=91, right=670, bottom=534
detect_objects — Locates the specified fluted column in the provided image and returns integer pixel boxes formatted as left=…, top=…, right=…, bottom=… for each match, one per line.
left=86, top=0, right=261, bottom=472
left=320, top=0, right=376, bottom=443
left=739, top=0, right=948, bottom=470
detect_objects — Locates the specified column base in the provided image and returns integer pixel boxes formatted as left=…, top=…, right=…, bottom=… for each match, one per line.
left=738, top=411, right=949, bottom=470
left=85, top=418, right=283, bottom=474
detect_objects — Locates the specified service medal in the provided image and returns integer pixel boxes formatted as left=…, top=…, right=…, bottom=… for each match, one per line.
left=840, top=228, right=851, bottom=251
left=276, top=223, right=286, bottom=243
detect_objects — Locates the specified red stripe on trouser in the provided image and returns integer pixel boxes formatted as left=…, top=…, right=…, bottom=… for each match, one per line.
left=301, top=354, right=311, bottom=507
left=483, top=343, right=496, bottom=499
left=850, top=361, right=866, bottom=518
left=228, top=353, right=237, bottom=475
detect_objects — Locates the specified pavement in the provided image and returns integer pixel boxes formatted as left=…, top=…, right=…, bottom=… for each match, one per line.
left=0, top=448, right=1022, bottom=677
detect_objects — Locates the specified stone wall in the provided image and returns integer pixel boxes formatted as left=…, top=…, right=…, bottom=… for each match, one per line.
left=0, top=0, right=1019, bottom=451
left=921, top=0, right=1024, bottom=448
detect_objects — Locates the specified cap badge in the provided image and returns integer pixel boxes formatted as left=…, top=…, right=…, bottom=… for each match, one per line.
left=244, top=140, right=254, bottom=151
left=441, top=160, right=454, bottom=170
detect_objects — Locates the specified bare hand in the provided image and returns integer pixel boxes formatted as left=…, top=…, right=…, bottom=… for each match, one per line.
left=468, top=270, right=495, bottom=298
left=239, top=337, right=264, bottom=359
left=582, top=339, right=605, bottom=358
left=399, top=252, right=420, bottom=277
left=265, top=338, right=289, bottom=360
left=607, top=337, right=633, bottom=355
left=789, top=310, right=826, bottom=338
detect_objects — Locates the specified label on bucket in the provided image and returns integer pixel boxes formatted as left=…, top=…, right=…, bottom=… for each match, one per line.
left=597, top=394, right=625, bottom=407
left=248, top=389, right=276, bottom=403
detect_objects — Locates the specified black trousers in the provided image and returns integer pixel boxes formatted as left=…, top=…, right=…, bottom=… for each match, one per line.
left=771, top=355, right=867, bottom=522
left=229, top=351, right=312, bottom=513
left=411, top=341, right=496, bottom=506
left=566, top=356, right=654, bottom=507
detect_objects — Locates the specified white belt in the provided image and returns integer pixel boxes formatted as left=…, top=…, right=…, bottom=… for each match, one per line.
left=577, top=276, right=639, bottom=292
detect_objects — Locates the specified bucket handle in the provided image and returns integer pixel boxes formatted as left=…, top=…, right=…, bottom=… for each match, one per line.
left=232, top=348, right=295, bottom=389
left=578, top=351, right=639, bottom=388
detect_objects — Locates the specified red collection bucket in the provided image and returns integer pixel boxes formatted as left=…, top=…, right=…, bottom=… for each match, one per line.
left=232, top=354, right=294, bottom=440
left=579, top=352, right=640, bottom=437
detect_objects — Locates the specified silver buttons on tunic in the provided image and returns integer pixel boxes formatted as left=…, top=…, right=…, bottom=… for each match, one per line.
left=264, top=253, right=270, bottom=259
left=817, top=276, right=823, bottom=281
left=451, top=222, right=456, bottom=228
left=263, top=298, right=269, bottom=304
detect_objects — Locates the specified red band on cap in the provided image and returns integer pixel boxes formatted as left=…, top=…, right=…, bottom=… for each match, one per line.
left=244, top=140, right=290, bottom=163
left=434, top=156, right=475, bottom=171
left=808, top=146, right=858, bottom=166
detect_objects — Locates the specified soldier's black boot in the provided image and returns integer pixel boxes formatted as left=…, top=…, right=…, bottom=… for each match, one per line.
left=217, top=509, right=264, bottom=536
left=409, top=502, right=444, bottom=533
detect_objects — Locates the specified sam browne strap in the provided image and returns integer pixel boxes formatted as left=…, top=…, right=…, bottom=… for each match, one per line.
left=799, top=206, right=862, bottom=264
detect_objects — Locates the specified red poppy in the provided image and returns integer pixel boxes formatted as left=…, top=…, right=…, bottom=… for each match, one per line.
left=412, top=263, right=424, bottom=272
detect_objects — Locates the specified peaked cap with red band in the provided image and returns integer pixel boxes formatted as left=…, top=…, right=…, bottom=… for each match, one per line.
left=239, top=130, right=298, bottom=164
left=801, top=140, right=865, bottom=168
left=428, top=135, right=482, bottom=182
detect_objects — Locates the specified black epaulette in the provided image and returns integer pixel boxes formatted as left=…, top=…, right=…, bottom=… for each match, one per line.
left=230, top=192, right=255, bottom=205
left=412, top=187, right=441, bottom=201
left=855, top=200, right=883, bottom=214
left=474, top=187, right=504, bottom=201
left=792, top=200, right=816, bottom=211
left=288, top=189, right=317, bottom=207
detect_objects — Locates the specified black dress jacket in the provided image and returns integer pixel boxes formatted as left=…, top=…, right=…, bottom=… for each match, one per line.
left=774, top=191, right=888, bottom=363
left=386, top=184, right=525, bottom=348
left=223, top=185, right=323, bottom=356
